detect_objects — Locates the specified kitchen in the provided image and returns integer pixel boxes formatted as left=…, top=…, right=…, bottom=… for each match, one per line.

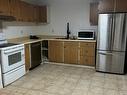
left=0, top=0, right=127, bottom=95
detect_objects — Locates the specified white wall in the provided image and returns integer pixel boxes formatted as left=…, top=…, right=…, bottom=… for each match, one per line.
left=35, top=0, right=97, bottom=36
left=1, top=0, right=97, bottom=39
left=2, top=22, right=38, bottom=39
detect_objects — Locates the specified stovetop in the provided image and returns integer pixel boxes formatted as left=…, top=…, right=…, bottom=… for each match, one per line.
left=0, top=43, right=18, bottom=48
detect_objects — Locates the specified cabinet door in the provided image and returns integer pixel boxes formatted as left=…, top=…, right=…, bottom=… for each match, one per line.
left=98, top=0, right=115, bottom=13
left=90, top=2, right=99, bottom=26
left=64, top=42, right=79, bottom=64
left=79, top=42, right=95, bottom=66
left=48, top=41, right=64, bottom=63
left=80, top=56, right=95, bottom=66
left=80, top=42, right=95, bottom=57
left=39, top=6, right=47, bottom=23
left=33, top=6, right=40, bottom=22
left=20, top=1, right=28, bottom=22
left=115, top=0, right=127, bottom=12
left=25, top=44, right=30, bottom=72
left=0, top=0, right=10, bottom=16
left=26, top=4, right=34, bottom=22
left=9, top=0, right=21, bottom=21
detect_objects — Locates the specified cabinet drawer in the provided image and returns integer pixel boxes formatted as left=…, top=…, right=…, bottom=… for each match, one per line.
left=64, top=41, right=79, bottom=47
left=80, top=47, right=95, bottom=56
left=80, top=56, right=95, bottom=66
left=80, top=42, right=95, bottom=47
left=48, top=41, right=63, bottom=46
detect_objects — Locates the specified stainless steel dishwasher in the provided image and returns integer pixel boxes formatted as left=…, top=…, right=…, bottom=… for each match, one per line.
left=30, top=42, right=42, bottom=69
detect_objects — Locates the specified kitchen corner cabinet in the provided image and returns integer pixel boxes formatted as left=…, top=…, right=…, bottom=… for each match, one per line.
left=79, top=42, right=95, bottom=66
left=48, top=41, right=64, bottom=63
left=90, top=2, right=99, bottom=26
left=98, top=0, right=127, bottom=13
left=25, top=44, right=30, bottom=72
left=64, top=42, right=79, bottom=64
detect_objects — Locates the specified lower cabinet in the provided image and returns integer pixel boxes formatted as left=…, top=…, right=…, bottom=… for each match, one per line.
left=79, top=42, right=95, bottom=66
left=48, top=40, right=96, bottom=66
left=64, top=42, right=79, bottom=64
left=48, top=41, right=64, bottom=63
left=24, top=44, right=30, bottom=72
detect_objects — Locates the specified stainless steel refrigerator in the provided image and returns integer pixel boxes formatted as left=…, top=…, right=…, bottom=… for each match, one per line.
left=96, top=13, right=127, bottom=74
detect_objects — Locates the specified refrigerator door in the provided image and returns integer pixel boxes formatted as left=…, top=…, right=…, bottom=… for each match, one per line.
left=96, top=50, right=125, bottom=74
left=97, top=14, right=113, bottom=51
left=112, top=13, right=127, bottom=52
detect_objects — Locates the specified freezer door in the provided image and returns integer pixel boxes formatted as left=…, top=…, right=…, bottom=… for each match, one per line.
left=96, top=51, right=125, bottom=74
left=97, top=14, right=113, bottom=51
left=112, top=13, right=127, bottom=51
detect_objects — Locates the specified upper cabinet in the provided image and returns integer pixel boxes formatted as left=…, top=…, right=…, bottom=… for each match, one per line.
left=0, top=0, right=48, bottom=23
left=0, top=0, right=10, bottom=16
left=9, top=0, right=21, bottom=21
left=98, top=0, right=115, bottom=13
left=90, top=2, right=99, bottom=26
left=98, top=0, right=127, bottom=13
left=39, top=6, right=47, bottom=23
left=115, top=0, right=127, bottom=12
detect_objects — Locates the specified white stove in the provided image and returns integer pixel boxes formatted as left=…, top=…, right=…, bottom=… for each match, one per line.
left=0, top=33, right=25, bottom=87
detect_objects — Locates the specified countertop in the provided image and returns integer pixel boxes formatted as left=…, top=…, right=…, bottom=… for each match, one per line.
left=8, top=35, right=96, bottom=44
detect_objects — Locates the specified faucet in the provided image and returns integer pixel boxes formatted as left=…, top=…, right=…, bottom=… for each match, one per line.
left=67, top=22, right=71, bottom=39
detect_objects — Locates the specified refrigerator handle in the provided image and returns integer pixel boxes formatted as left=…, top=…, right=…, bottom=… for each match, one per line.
left=98, top=52, right=113, bottom=55
left=111, top=14, right=115, bottom=49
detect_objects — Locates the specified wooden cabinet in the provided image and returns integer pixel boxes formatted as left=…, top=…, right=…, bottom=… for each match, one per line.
left=25, top=44, right=30, bottom=72
left=48, top=41, right=96, bottom=66
left=48, top=41, right=64, bottom=63
left=39, top=6, right=47, bottom=23
left=79, top=42, right=95, bottom=66
left=33, top=6, right=40, bottom=22
left=0, top=0, right=47, bottom=23
left=90, top=2, right=99, bottom=25
left=115, top=0, right=127, bottom=12
left=90, top=2, right=99, bottom=26
left=26, top=4, right=34, bottom=22
left=9, top=0, right=21, bottom=21
left=0, top=0, right=10, bottom=16
left=64, top=42, right=79, bottom=64
left=20, top=1, right=28, bottom=21
left=98, top=0, right=127, bottom=13
left=98, top=0, right=115, bottom=13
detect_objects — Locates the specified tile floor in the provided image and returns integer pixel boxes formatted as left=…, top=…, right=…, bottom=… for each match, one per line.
left=0, top=63, right=127, bottom=95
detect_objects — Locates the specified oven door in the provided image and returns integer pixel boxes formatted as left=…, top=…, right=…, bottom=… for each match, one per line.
left=1, top=47, right=25, bottom=73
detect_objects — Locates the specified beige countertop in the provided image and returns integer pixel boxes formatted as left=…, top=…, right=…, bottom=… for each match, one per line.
left=8, top=35, right=96, bottom=44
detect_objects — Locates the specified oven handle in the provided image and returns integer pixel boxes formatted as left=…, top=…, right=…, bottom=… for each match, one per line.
left=4, top=48, right=24, bottom=54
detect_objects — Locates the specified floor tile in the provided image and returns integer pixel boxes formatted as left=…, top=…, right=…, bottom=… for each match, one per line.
left=0, top=63, right=126, bottom=95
